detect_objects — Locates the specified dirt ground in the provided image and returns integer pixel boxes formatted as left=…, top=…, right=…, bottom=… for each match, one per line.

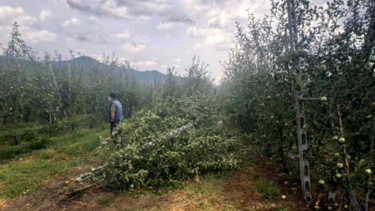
left=222, top=154, right=309, bottom=211
left=0, top=152, right=373, bottom=211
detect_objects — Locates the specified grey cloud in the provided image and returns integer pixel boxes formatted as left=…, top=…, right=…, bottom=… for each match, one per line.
left=76, top=34, right=108, bottom=45
left=115, top=0, right=157, bottom=7
left=65, top=0, right=190, bottom=23
left=66, top=0, right=150, bottom=18
left=76, top=34, right=91, bottom=42
left=121, top=0, right=187, bottom=19
left=66, top=0, right=129, bottom=19
left=114, top=0, right=175, bottom=17
left=167, top=16, right=195, bottom=24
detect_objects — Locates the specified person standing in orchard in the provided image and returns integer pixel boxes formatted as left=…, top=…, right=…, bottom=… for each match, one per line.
left=108, top=92, right=123, bottom=136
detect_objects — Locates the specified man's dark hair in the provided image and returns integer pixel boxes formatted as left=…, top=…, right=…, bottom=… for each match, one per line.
left=109, top=92, right=117, bottom=99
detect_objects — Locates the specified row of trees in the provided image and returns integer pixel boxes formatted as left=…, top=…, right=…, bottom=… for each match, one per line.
left=0, top=22, right=214, bottom=141
left=219, top=0, right=375, bottom=209
left=1, top=31, right=149, bottom=138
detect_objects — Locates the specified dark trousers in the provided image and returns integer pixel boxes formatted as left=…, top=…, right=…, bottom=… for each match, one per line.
left=110, top=119, right=122, bottom=135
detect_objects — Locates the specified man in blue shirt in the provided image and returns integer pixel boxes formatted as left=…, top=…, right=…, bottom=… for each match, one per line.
left=108, top=92, right=123, bottom=136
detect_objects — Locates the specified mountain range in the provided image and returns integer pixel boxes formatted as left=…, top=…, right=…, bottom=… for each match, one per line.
left=0, top=55, right=181, bottom=84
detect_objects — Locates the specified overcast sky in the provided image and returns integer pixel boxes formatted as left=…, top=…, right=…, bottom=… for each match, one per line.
left=0, top=0, right=272, bottom=83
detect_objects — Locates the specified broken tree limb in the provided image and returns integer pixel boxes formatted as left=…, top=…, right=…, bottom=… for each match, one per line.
left=142, top=123, right=194, bottom=149
left=67, top=184, right=101, bottom=198
left=76, top=165, right=106, bottom=183
left=75, top=123, right=195, bottom=183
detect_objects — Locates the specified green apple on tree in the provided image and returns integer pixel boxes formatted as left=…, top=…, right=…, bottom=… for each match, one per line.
left=336, top=163, right=344, bottom=168
left=365, top=169, right=372, bottom=175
